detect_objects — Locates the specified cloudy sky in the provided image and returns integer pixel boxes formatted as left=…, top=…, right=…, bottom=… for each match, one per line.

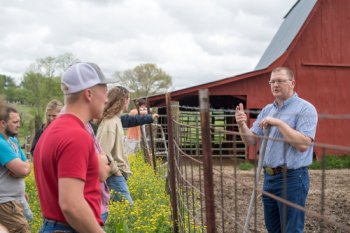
left=0, top=0, right=297, bottom=90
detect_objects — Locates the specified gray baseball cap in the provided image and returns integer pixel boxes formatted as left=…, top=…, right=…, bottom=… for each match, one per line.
left=61, top=62, right=117, bottom=94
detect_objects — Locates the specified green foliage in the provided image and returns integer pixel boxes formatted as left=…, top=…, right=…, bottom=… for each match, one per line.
left=20, top=72, right=63, bottom=129
left=114, top=63, right=172, bottom=99
left=21, top=72, right=59, bottom=107
left=239, top=161, right=254, bottom=170
left=235, top=156, right=350, bottom=170
left=25, top=152, right=173, bottom=233
left=115, top=220, right=130, bottom=233
left=14, top=104, right=35, bottom=140
left=28, top=53, right=79, bottom=78
left=25, top=164, right=42, bottom=232
left=309, top=155, right=350, bottom=169
left=106, top=152, right=173, bottom=233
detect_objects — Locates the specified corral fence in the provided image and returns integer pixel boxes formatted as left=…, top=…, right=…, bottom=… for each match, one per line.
left=143, top=90, right=350, bottom=233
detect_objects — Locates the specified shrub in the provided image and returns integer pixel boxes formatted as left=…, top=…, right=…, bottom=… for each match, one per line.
left=26, top=152, right=173, bottom=233
left=105, top=152, right=173, bottom=232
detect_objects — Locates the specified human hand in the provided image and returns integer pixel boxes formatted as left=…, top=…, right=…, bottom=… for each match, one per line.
left=235, top=103, right=247, bottom=127
left=7, top=170, right=25, bottom=178
left=259, top=116, right=281, bottom=128
left=115, top=170, right=123, bottom=176
left=152, top=113, right=159, bottom=120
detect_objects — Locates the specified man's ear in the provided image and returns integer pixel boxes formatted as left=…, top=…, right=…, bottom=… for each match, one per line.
left=84, top=89, right=93, bottom=102
left=0, top=120, right=6, bottom=128
left=291, top=79, right=296, bottom=88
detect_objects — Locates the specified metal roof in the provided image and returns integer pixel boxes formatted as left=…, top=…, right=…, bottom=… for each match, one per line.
left=255, top=0, right=317, bottom=70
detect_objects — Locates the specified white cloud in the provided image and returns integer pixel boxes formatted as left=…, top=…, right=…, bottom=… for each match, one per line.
left=0, top=0, right=297, bottom=90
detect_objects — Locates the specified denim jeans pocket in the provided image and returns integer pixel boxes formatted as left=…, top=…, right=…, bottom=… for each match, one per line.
left=299, top=169, right=310, bottom=194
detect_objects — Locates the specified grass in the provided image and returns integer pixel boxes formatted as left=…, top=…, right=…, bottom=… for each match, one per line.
left=239, top=161, right=255, bottom=170
left=236, top=155, right=350, bottom=171
left=308, top=155, right=350, bottom=169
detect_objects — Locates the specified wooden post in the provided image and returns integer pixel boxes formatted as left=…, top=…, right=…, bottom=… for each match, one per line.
left=166, top=93, right=179, bottom=233
left=199, top=89, right=216, bottom=233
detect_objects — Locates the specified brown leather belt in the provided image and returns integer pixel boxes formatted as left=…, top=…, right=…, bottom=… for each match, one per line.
left=43, top=218, right=70, bottom=226
left=264, top=166, right=287, bottom=176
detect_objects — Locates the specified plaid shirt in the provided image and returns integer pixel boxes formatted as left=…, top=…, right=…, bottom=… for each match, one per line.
left=251, top=93, right=318, bottom=169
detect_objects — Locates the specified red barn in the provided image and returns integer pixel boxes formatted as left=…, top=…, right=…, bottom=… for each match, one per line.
left=149, top=0, right=350, bottom=159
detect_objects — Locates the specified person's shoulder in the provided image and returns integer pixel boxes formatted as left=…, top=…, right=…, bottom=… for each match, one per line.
left=0, top=136, right=8, bottom=148
left=264, top=103, right=274, bottom=109
left=101, top=116, right=118, bottom=125
left=8, top=137, right=20, bottom=145
left=260, top=103, right=274, bottom=115
left=53, top=116, right=90, bottom=138
left=0, top=137, right=17, bottom=165
left=98, top=117, right=119, bottom=132
left=297, top=97, right=317, bottom=111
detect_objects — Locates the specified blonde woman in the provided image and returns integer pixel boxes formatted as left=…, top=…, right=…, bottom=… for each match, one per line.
left=96, top=86, right=133, bottom=204
left=30, top=99, right=63, bottom=155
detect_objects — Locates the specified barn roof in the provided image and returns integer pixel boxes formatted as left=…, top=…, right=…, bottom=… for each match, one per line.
left=254, top=0, right=317, bottom=70
left=148, top=0, right=319, bottom=103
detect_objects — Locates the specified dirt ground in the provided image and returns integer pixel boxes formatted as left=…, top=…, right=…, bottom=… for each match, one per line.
left=209, top=168, right=350, bottom=233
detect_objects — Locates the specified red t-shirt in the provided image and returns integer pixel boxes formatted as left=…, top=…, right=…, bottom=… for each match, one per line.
left=34, top=114, right=102, bottom=225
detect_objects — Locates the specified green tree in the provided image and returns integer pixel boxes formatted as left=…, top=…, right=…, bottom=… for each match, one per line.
left=21, top=72, right=62, bottom=129
left=0, top=74, right=27, bottom=104
left=21, top=53, right=79, bottom=129
left=0, top=74, right=16, bottom=94
left=114, top=63, right=172, bottom=99
left=28, top=52, right=79, bottom=78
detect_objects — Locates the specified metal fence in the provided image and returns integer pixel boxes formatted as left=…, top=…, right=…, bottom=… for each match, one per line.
left=161, top=91, right=350, bottom=233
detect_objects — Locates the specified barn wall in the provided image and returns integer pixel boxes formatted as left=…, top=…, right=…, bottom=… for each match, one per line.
left=149, top=0, right=350, bottom=158
left=283, top=0, right=350, bottom=153
left=210, top=73, right=274, bottom=108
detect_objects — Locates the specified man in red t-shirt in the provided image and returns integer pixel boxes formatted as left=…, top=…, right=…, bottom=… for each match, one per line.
left=34, top=62, right=116, bottom=233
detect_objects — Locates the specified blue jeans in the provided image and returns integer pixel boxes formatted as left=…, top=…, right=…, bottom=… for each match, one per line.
left=40, top=219, right=78, bottom=233
left=262, top=167, right=309, bottom=233
left=107, top=175, right=133, bottom=205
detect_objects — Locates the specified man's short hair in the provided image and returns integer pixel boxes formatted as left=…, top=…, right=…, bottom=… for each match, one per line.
left=61, top=83, right=82, bottom=104
left=0, top=104, right=18, bottom=122
left=136, top=98, right=146, bottom=107
left=272, top=67, right=294, bottom=80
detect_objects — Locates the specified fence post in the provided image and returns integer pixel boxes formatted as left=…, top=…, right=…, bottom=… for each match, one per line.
left=166, top=93, right=179, bottom=233
left=146, top=99, right=157, bottom=172
left=199, top=89, right=216, bottom=233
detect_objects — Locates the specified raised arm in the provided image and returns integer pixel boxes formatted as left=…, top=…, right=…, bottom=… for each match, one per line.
left=121, top=114, right=155, bottom=128
left=235, top=103, right=257, bottom=145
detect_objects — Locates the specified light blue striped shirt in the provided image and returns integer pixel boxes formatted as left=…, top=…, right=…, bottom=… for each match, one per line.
left=251, top=93, right=318, bottom=169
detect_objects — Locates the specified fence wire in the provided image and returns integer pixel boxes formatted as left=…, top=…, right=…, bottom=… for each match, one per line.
left=154, top=92, right=350, bottom=233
